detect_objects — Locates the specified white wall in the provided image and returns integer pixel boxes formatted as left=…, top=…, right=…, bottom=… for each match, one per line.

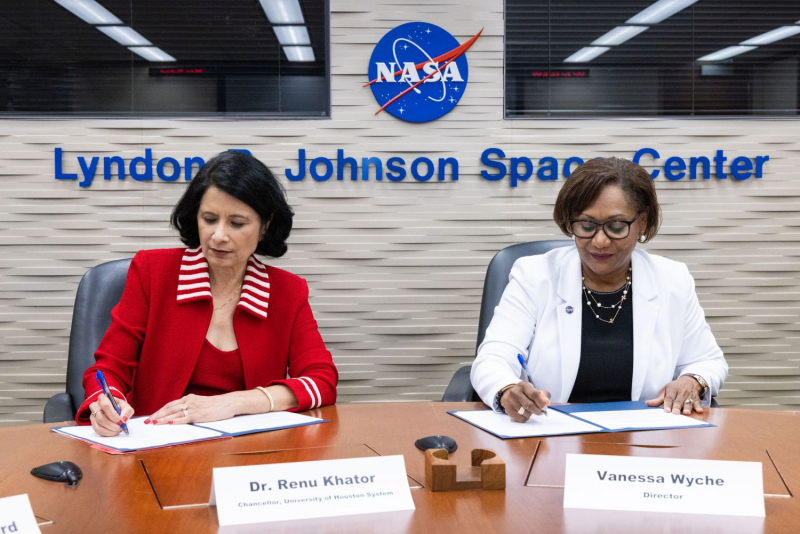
left=1, top=0, right=798, bottom=425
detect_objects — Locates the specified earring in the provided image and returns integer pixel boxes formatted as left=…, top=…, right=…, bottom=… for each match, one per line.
left=638, top=234, right=646, bottom=243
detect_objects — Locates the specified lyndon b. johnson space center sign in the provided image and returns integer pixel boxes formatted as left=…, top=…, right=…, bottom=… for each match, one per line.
left=53, top=22, right=770, bottom=187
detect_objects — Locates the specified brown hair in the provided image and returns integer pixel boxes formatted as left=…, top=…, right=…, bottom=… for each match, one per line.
left=553, top=157, right=661, bottom=242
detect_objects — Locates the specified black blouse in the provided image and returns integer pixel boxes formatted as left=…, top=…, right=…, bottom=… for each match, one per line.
left=568, top=282, right=634, bottom=403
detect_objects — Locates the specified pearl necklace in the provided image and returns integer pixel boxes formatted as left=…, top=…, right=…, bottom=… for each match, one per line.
left=582, top=267, right=631, bottom=324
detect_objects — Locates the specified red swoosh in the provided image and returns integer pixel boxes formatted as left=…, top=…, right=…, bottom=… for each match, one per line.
left=363, top=28, right=484, bottom=87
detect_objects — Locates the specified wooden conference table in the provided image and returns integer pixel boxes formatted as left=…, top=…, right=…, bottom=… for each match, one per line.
left=1, top=403, right=799, bottom=533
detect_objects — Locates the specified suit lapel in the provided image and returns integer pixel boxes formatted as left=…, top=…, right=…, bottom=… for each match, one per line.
left=631, top=250, right=659, bottom=400
left=556, top=248, right=583, bottom=401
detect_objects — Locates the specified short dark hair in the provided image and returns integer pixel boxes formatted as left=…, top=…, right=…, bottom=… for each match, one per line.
left=553, top=157, right=661, bottom=242
left=171, top=151, right=294, bottom=258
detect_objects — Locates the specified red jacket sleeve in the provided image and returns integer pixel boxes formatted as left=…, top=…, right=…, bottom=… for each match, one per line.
left=75, top=252, right=151, bottom=424
left=268, top=279, right=338, bottom=411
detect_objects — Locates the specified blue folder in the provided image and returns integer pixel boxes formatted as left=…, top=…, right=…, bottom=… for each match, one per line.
left=449, top=400, right=714, bottom=439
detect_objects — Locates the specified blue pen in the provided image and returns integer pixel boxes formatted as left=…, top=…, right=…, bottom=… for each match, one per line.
left=95, top=370, right=129, bottom=435
left=517, top=354, right=548, bottom=416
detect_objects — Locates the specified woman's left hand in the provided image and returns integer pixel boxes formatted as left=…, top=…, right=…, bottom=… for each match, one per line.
left=147, top=393, right=239, bottom=425
left=646, top=375, right=704, bottom=415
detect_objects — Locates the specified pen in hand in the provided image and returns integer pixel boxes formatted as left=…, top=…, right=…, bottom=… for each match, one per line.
left=517, top=354, right=548, bottom=417
left=95, top=370, right=130, bottom=436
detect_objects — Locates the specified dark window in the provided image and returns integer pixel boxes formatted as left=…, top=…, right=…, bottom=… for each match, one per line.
left=0, top=0, right=329, bottom=117
left=506, top=0, right=800, bottom=117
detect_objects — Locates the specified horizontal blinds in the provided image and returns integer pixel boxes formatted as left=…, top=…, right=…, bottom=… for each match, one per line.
left=506, top=0, right=800, bottom=117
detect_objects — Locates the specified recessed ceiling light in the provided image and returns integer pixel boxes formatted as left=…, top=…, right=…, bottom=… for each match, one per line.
left=53, top=0, right=122, bottom=25
left=627, top=0, right=698, bottom=25
left=740, top=26, right=800, bottom=46
left=697, top=46, right=757, bottom=62
left=283, top=46, right=315, bottom=62
left=592, top=26, right=648, bottom=46
left=98, top=26, right=151, bottom=46
left=564, top=46, right=610, bottom=63
left=274, top=26, right=311, bottom=45
left=129, top=47, right=176, bottom=62
left=259, top=0, right=304, bottom=24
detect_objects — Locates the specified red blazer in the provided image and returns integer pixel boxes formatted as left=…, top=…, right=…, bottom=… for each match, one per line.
left=76, top=247, right=338, bottom=423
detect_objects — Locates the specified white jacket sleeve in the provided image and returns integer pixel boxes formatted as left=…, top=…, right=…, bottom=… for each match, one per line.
left=674, top=264, right=728, bottom=405
left=470, top=261, right=537, bottom=410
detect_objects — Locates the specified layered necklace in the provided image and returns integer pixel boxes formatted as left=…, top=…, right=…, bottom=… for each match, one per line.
left=582, top=266, right=632, bottom=324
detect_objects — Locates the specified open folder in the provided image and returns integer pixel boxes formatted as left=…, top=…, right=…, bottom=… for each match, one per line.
left=449, top=401, right=714, bottom=439
left=53, top=411, right=327, bottom=453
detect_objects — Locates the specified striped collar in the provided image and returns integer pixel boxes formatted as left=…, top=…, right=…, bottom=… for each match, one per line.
left=176, top=247, right=270, bottom=319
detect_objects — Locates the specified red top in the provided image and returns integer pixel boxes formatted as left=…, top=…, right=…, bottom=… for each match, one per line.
left=185, top=340, right=245, bottom=397
left=76, top=247, right=338, bottom=423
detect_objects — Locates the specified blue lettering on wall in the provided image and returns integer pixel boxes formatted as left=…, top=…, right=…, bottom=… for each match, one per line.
left=54, top=147, right=771, bottom=187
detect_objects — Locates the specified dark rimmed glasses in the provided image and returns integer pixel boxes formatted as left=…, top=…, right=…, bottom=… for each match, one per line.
left=569, top=212, right=642, bottom=240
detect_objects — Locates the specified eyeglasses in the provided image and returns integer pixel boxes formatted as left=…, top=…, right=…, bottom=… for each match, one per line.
left=569, top=212, right=642, bottom=240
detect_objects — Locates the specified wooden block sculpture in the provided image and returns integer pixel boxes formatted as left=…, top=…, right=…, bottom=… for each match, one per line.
left=424, top=448, right=505, bottom=491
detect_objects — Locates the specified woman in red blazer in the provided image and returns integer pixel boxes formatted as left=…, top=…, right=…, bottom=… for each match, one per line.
left=79, top=151, right=338, bottom=436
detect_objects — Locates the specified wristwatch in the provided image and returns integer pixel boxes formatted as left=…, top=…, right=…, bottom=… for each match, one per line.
left=494, top=384, right=516, bottom=413
left=687, top=374, right=708, bottom=396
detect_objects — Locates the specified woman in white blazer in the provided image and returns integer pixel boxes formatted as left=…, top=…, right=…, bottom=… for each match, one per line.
left=471, top=157, right=727, bottom=423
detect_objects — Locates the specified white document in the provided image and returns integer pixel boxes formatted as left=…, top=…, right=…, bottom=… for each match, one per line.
left=195, top=411, right=324, bottom=435
left=451, top=409, right=600, bottom=438
left=570, top=409, right=710, bottom=431
left=0, top=494, right=42, bottom=533
left=210, top=455, right=415, bottom=526
left=53, top=417, right=223, bottom=451
left=564, top=454, right=765, bottom=517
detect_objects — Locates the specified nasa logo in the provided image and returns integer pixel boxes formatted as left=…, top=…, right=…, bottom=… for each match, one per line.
left=365, top=22, right=482, bottom=123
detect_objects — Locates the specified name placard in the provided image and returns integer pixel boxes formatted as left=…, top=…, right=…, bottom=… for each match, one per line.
left=209, top=455, right=415, bottom=526
left=564, top=454, right=765, bottom=517
left=0, top=494, right=41, bottom=533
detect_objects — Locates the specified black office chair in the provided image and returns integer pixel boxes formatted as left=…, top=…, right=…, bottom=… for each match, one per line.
left=442, top=240, right=572, bottom=402
left=43, top=258, right=132, bottom=423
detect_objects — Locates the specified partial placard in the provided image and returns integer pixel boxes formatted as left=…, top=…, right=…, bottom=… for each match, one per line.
left=0, top=494, right=42, bottom=533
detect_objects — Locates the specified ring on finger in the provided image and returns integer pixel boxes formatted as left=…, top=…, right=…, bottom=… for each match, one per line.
left=517, top=406, right=526, bottom=416
left=90, top=411, right=99, bottom=418
left=684, top=398, right=693, bottom=404
left=182, top=406, right=189, bottom=418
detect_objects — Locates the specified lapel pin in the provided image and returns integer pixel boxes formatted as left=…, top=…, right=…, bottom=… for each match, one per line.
left=565, top=306, right=574, bottom=314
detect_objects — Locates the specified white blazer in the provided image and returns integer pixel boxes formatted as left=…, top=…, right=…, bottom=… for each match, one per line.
left=471, top=245, right=727, bottom=409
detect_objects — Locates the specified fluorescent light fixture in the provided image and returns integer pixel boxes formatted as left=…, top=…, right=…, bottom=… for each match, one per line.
left=741, top=26, right=800, bottom=46
left=564, top=46, right=610, bottom=63
left=283, top=46, right=315, bottom=62
left=273, top=25, right=310, bottom=45
left=53, top=0, right=122, bottom=25
left=259, top=0, right=304, bottom=24
left=627, top=0, right=698, bottom=25
left=129, top=47, right=176, bottom=62
left=697, top=45, right=756, bottom=62
left=98, top=26, right=151, bottom=46
left=592, top=26, right=648, bottom=46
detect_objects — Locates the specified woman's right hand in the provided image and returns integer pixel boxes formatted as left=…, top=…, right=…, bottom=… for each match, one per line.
left=89, top=394, right=134, bottom=437
left=501, top=382, right=551, bottom=422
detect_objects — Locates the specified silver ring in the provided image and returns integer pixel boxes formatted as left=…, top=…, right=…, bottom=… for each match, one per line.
left=684, top=398, right=693, bottom=404
left=182, top=407, right=189, bottom=418
left=517, top=406, right=526, bottom=416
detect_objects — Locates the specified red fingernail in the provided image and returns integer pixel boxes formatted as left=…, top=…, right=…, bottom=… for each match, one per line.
left=117, top=420, right=122, bottom=425
left=153, top=420, right=158, bottom=424
left=144, top=419, right=150, bottom=424
left=168, top=421, right=173, bottom=425
left=123, top=416, right=128, bottom=422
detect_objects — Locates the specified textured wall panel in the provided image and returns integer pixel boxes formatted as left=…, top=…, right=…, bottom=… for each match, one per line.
left=0, top=0, right=799, bottom=426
